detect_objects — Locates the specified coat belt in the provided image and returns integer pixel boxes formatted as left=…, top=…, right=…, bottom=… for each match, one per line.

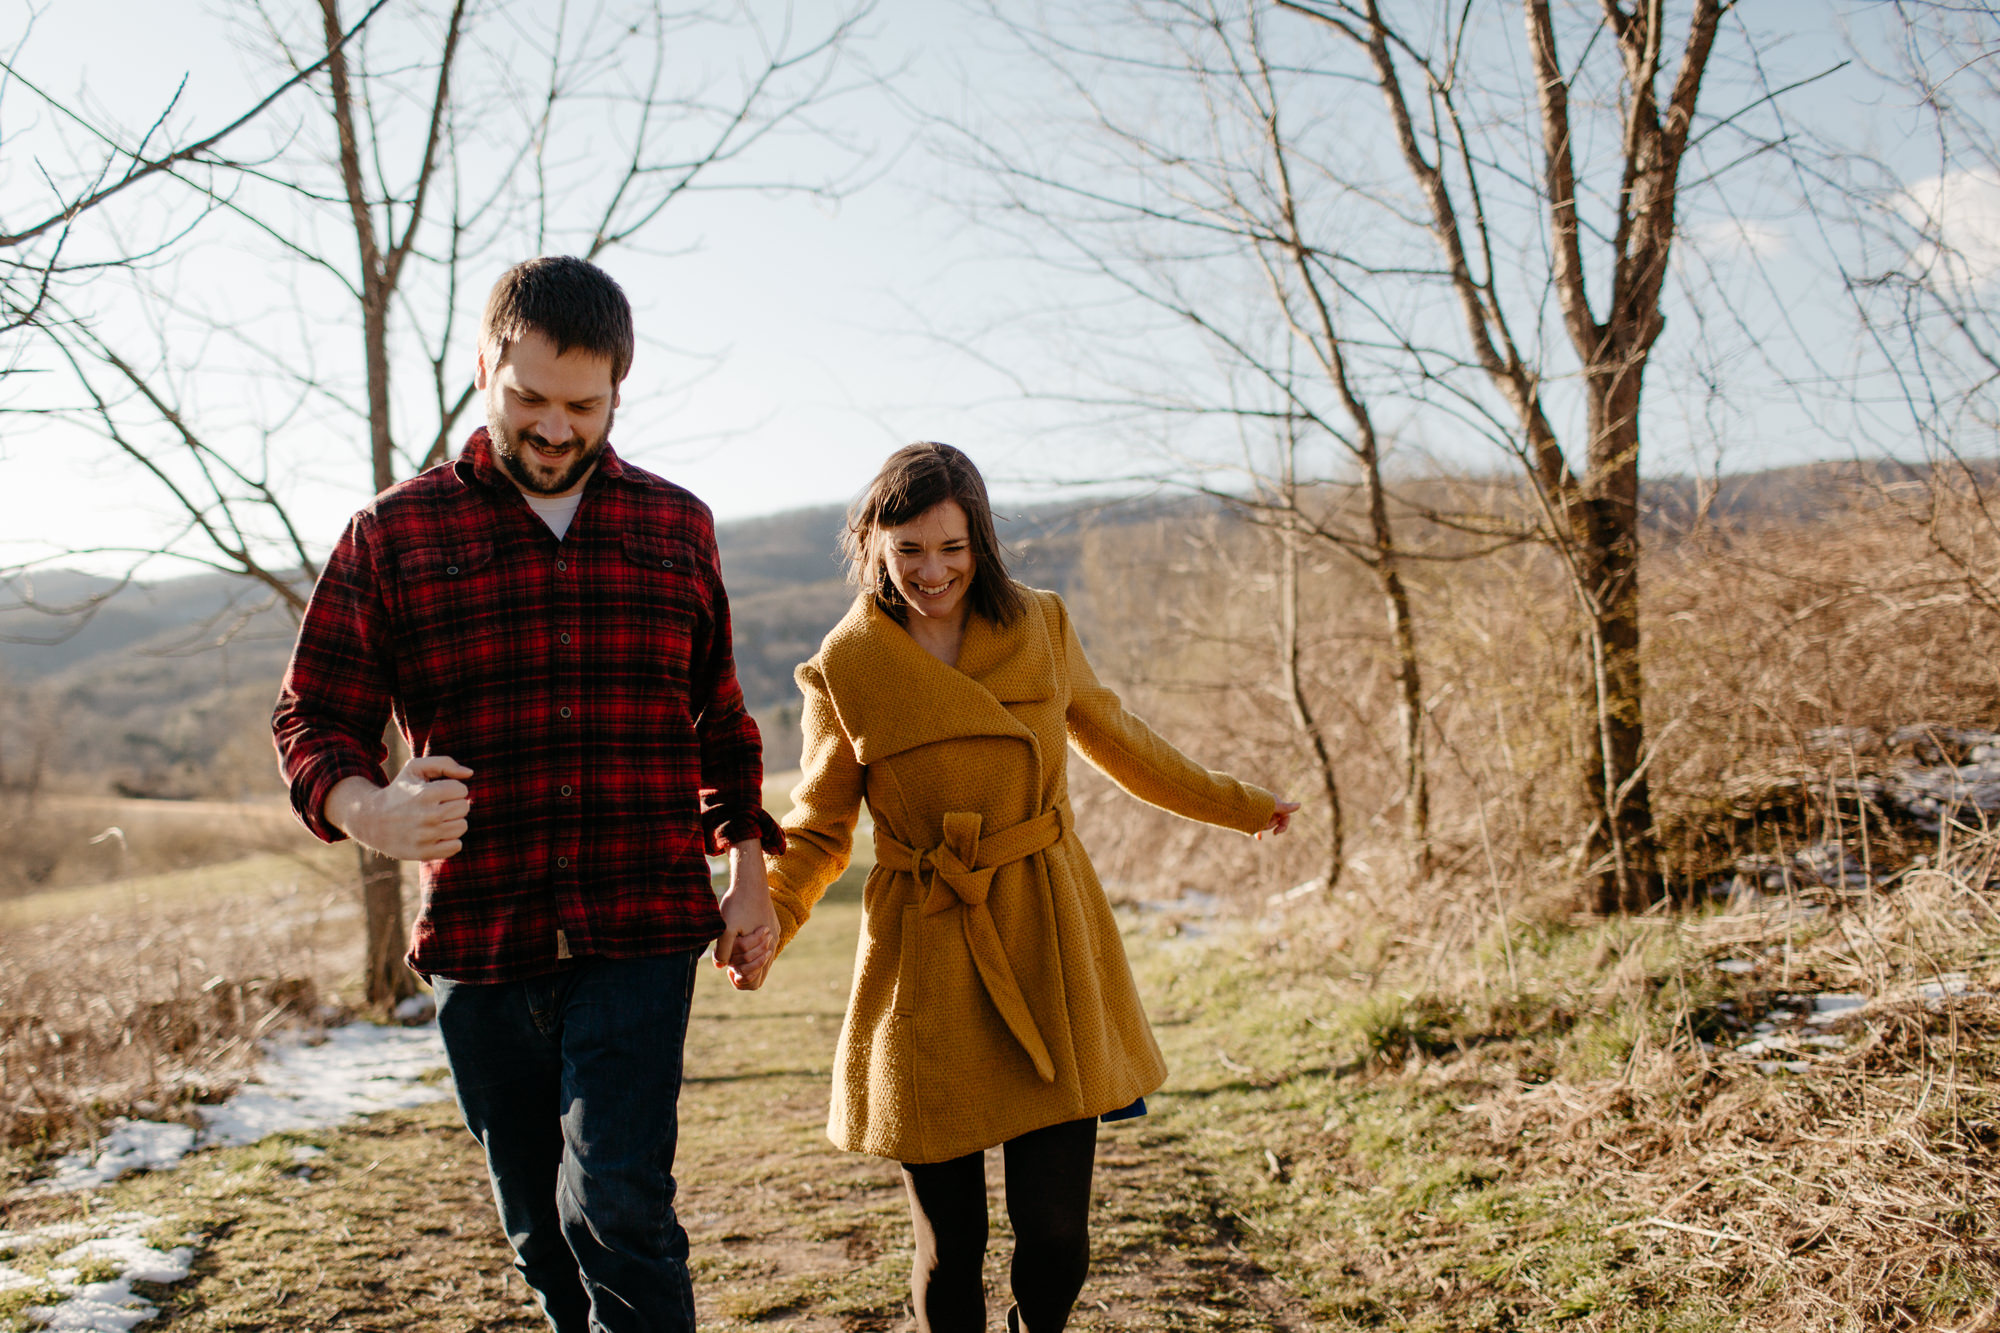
left=872, top=802, right=1073, bottom=1083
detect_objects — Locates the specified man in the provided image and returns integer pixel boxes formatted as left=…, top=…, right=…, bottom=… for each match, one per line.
left=273, top=255, right=779, bottom=1331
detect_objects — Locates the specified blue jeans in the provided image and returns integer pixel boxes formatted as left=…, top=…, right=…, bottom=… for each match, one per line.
left=433, top=951, right=701, bottom=1333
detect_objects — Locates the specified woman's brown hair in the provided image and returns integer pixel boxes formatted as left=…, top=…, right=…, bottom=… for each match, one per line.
left=842, top=442, right=1025, bottom=627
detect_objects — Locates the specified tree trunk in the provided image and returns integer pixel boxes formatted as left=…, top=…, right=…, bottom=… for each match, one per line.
left=360, top=721, right=417, bottom=1004
left=358, top=843, right=416, bottom=1004
left=1278, top=521, right=1343, bottom=890
left=1577, top=376, right=1658, bottom=913
left=1362, top=473, right=1430, bottom=880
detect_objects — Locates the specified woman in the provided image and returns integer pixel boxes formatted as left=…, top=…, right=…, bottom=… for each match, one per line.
left=760, top=443, right=1295, bottom=1332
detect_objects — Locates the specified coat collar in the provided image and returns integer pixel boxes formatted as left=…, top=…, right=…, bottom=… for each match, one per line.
left=818, top=590, right=1053, bottom=768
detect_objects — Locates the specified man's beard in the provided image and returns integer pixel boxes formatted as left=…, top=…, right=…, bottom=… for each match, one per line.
left=489, top=406, right=612, bottom=497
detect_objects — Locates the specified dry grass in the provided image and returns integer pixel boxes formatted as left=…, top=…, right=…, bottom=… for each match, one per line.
left=0, top=794, right=316, bottom=897
left=1067, top=481, right=2000, bottom=922
left=1168, top=811, right=2000, bottom=1330
left=1462, top=877, right=2000, bottom=1329
left=0, top=843, right=364, bottom=1167
left=0, top=870, right=1312, bottom=1332
left=0, top=774, right=804, bottom=1172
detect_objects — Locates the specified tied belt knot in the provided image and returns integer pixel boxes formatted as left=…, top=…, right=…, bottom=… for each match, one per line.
left=873, top=801, right=1073, bottom=1083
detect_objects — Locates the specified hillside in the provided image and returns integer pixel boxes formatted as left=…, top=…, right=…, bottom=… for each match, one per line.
left=0, top=458, right=1935, bottom=798
left=0, top=492, right=1204, bottom=795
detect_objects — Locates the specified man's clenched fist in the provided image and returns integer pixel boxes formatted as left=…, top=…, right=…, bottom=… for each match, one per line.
left=324, top=755, right=475, bottom=861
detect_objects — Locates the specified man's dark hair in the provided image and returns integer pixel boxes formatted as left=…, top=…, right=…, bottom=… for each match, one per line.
left=842, top=442, right=1026, bottom=627
left=481, top=256, right=635, bottom=384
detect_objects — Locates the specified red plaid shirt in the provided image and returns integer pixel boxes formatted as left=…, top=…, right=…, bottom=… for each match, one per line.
left=273, top=429, right=783, bottom=983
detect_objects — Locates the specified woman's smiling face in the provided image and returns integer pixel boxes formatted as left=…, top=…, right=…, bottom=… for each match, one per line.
left=880, top=499, right=975, bottom=625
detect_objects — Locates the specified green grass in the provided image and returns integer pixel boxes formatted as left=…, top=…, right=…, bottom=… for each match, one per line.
left=7, top=854, right=1999, bottom=1329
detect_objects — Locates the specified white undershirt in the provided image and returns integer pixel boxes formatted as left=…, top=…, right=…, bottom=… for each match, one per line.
left=521, top=488, right=586, bottom=540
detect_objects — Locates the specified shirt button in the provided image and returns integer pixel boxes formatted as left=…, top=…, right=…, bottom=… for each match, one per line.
left=560, top=706, right=572, bottom=718
left=556, top=559, right=567, bottom=572
left=561, top=785, right=572, bottom=797
left=560, top=632, right=571, bottom=645
left=445, top=565, right=459, bottom=576
left=557, top=856, right=569, bottom=868
left=661, top=557, right=674, bottom=569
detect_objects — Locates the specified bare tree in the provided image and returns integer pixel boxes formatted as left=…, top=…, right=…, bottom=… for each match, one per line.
left=943, top=0, right=1802, bottom=910
left=7, top=0, right=873, bottom=1002
left=1255, top=0, right=1742, bottom=911
left=934, top=1, right=1450, bottom=884
left=0, top=0, right=392, bottom=341
left=1271, top=414, right=1345, bottom=891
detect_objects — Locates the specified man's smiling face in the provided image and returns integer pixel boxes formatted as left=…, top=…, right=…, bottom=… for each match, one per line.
left=478, top=329, right=620, bottom=497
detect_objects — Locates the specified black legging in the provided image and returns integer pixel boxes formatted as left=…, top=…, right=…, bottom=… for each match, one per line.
left=899, top=1116, right=1099, bottom=1333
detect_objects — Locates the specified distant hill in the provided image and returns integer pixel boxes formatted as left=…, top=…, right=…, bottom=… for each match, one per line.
left=0, top=492, right=1205, bottom=794
left=0, top=461, right=1932, bottom=796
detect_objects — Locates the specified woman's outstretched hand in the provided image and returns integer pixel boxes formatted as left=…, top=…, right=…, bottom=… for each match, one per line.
left=1257, top=799, right=1300, bottom=839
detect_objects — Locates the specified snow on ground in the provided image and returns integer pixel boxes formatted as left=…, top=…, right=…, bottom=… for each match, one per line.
left=10, top=1021, right=451, bottom=1330
left=0, top=1212, right=197, bottom=1332
left=194, top=1021, right=449, bottom=1149
left=40, top=1021, right=449, bottom=1195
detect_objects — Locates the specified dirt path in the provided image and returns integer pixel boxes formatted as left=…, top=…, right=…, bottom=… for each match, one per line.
left=673, top=895, right=1314, bottom=1330
left=2, top=893, right=1311, bottom=1331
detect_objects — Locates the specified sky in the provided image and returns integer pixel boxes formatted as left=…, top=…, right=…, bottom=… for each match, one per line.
left=1, top=0, right=1055, bottom=574
left=0, top=0, right=1987, bottom=580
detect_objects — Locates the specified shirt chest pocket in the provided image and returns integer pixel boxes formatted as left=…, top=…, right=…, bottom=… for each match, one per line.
left=616, top=532, right=708, bottom=687
left=394, top=540, right=499, bottom=693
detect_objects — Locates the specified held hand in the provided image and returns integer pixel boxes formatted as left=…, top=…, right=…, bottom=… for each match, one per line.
left=1256, top=799, right=1301, bottom=839
left=726, top=925, right=776, bottom=978
left=326, top=755, right=474, bottom=861
left=714, top=839, right=779, bottom=990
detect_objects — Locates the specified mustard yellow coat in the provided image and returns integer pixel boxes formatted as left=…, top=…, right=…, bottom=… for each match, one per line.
left=765, top=586, right=1276, bottom=1163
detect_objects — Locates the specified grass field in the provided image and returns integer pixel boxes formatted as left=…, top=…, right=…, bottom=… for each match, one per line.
left=0, top=869, right=1308, bottom=1332
left=4, top=809, right=2000, bottom=1329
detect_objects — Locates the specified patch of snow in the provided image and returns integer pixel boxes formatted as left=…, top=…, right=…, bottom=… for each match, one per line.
left=1888, top=761, right=2000, bottom=829
left=1888, top=725, right=2000, bottom=762
left=392, top=993, right=437, bottom=1024
left=197, top=1021, right=448, bottom=1148
left=19, top=1023, right=451, bottom=1328
left=1918, top=972, right=1989, bottom=1007
left=1755, top=1059, right=1813, bottom=1075
left=1806, top=726, right=1881, bottom=753
left=1715, top=958, right=1756, bottom=974
left=0, top=1212, right=193, bottom=1333
left=37, top=1022, right=449, bottom=1195
left=1793, top=844, right=1874, bottom=890
left=36, top=1123, right=197, bottom=1194
left=52, top=1231, right=194, bottom=1286
left=1804, top=994, right=1867, bottom=1022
